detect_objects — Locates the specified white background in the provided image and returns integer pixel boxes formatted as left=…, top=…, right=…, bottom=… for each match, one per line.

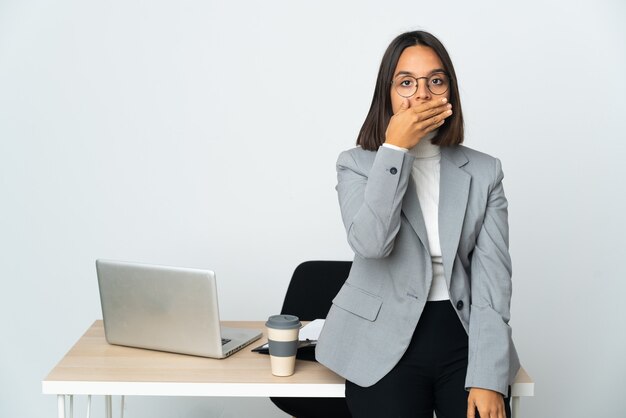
left=1, top=1, right=625, bottom=417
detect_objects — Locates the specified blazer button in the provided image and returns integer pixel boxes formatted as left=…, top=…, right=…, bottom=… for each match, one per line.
left=390, top=167, right=398, bottom=175
left=456, top=300, right=464, bottom=310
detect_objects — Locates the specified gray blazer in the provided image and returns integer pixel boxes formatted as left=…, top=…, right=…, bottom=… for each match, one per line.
left=315, top=145, right=520, bottom=396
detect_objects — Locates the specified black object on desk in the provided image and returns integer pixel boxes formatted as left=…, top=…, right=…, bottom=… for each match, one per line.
left=252, top=340, right=317, bottom=361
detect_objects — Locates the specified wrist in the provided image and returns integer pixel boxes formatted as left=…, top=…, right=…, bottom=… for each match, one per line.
left=384, top=135, right=420, bottom=150
left=382, top=142, right=409, bottom=153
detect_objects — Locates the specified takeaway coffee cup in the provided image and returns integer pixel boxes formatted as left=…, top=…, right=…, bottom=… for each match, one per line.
left=265, top=314, right=301, bottom=376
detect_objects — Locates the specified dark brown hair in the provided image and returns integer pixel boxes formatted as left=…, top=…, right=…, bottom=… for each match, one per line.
left=357, top=31, right=464, bottom=150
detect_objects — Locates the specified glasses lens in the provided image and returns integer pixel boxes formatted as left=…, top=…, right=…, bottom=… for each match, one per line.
left=394, top=76, right=417, bottom=98
left=428, top=72, right=449, bottom=95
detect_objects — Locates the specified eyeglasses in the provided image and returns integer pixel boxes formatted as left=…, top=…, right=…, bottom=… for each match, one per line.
left=392, top=72, right=450, bottom=97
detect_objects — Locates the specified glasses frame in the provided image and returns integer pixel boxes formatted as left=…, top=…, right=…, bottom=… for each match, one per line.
left=391, top=71, right=451, bottom=97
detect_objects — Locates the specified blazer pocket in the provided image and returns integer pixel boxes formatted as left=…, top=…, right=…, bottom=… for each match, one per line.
left=332, top=283, right=383, bottom=322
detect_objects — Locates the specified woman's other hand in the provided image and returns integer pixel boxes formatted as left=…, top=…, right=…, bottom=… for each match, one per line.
left=384, top=97, right=452, bottom=149
left=467, top=387, right=506, bottom=418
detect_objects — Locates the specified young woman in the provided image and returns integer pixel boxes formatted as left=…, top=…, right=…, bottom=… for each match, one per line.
left=316, top=31, right=520, bottom=418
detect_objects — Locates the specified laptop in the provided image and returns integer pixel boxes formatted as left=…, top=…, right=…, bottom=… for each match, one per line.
left=96, top=259, right=262, bottom=358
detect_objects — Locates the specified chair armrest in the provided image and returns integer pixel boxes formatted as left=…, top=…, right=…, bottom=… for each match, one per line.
left=511, top=367, right=534, bottom=397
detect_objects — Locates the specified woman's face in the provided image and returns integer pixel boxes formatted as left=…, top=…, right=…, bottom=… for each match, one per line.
left=390, top=45, right=450, bottom=113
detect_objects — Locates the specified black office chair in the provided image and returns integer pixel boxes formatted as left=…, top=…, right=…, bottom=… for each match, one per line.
left=270, top=260, right=353, bottom=418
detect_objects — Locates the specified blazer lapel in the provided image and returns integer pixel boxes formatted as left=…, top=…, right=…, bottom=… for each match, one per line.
left=402, top=175, right=430, bottom=255
left=439, top=147, right=471, bottom=287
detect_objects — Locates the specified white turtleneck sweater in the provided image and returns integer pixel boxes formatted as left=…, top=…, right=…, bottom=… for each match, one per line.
left=382, top=133, right=449, bottom=301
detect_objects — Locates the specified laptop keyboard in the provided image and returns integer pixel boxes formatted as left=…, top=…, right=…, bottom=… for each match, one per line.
left=221, top=338, right=231, bottom=346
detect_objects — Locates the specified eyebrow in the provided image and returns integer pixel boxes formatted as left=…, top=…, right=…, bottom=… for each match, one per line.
left=394, top=68, right=447, bottom=77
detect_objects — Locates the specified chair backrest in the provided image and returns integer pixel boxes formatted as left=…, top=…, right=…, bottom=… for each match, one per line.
left=280, top=260, right=352, bottom=321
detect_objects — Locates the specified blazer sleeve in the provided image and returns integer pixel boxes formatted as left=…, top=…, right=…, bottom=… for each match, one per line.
left=465, top=157, right=520, bottom=396
left=336, top=147, right=414, bottom=259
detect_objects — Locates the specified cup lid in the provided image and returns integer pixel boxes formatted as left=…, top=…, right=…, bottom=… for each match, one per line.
left=266, top=314, right=301, bottom=329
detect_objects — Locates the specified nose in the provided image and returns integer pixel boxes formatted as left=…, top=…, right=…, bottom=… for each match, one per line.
left=413, top=78, right=431, bottom=101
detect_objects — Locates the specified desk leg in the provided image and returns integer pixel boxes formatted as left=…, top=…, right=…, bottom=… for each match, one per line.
left=105, top=395, right=112, bottom=418
left=511, top=396, right=520, bottom=418
left=57, top=395, right=65, bottom=418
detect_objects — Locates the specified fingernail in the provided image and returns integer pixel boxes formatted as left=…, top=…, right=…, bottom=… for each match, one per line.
left=441, top=98, right=448, bottom=103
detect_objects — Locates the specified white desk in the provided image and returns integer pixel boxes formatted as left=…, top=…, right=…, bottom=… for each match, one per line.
left=43, top=320, right=534, bottom=417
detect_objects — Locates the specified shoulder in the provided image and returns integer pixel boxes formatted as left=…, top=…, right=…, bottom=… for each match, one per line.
left=445, top=144, right=505, bottom=186
left=336, top=146, right=377, bottom=173
left=337, top=146, right=376, bottom=163
left=337, top=145, right=411, bottom=176
left=457, top=144, right=499, bottom=166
